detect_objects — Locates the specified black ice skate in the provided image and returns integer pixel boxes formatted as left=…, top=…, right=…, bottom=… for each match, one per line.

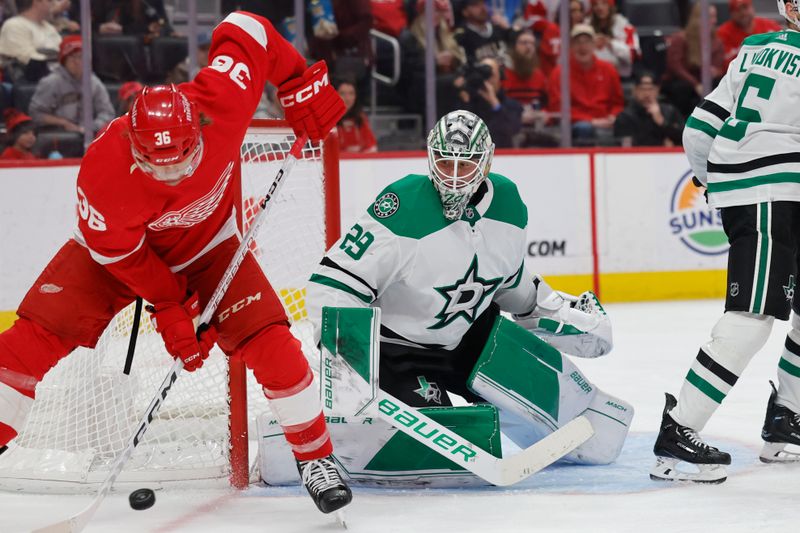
left=650, top=392, right=731, bottom=484
left=760, top=380, right=800, bottom=463
left=297, top=455, right=352, bottom=514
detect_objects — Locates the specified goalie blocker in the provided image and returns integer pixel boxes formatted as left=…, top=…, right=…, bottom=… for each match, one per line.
left=258, top=307, right=631, bottom=487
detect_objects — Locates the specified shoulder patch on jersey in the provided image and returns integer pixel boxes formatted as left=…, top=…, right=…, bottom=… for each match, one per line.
left=743, top=31, right=799, bottom=48
left=482, top=173, right=528, bottom=229
left=367, top=174, right=453, bottom=239
left=373, top=192, right=400, bottom=218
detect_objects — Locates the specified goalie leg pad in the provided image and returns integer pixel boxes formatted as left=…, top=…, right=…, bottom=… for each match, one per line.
left=241, top=324, right=332, bottom=460
left=278, top=306, right=496, bottom=487
left=564, top=389, right=633, bottom=465
left=468, top=316, right=632, bottom=464
left=673, top=311, right=773, bottom=431
left=258, top=405, right=500, bottom=488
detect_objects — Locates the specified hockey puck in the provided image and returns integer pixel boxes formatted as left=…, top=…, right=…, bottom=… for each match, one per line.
left=129, top=488, right=156, bottom=510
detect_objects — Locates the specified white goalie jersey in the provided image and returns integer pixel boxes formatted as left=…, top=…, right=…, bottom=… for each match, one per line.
left=684, top=30, right=800, bottom=208
left=306, top=173, right=537, bottom=351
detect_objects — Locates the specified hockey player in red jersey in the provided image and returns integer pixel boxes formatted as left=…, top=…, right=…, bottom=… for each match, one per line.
left=0, top=11, right=351, bottom=514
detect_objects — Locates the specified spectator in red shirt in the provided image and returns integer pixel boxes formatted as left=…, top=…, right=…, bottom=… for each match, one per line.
left=547, top=24, right=624, bottom=144
left=524, top=0, right=588, bottom=33
left=525, top=0, right=552, bottom=33
left=662, top=2, right=726, bottom=118
left=717, top=0, right=782, bottom=67
left=1, top=108, right=37, bottom=160
left=504, top=28, right=557, bottom=147
left=537, top=0, right=586, bottom=77
left=117, top=80, right=143, bottom=115
left=336, top=80, right=377, bottom=153
left=504, top=28, right=548, bottom=109
left=371, top=0, right=409, bottom=37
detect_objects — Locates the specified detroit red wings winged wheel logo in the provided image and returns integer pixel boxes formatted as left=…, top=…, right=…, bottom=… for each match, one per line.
left=148, top=162, right=234, bottom=231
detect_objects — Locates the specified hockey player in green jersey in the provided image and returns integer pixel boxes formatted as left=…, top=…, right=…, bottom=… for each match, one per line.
left=288, top=110, right=633, bottom=486
left=652, top=0, right=800, bottom=484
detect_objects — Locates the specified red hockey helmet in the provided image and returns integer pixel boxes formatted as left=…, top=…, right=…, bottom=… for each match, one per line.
left=129, top=85, right=203, bottom=184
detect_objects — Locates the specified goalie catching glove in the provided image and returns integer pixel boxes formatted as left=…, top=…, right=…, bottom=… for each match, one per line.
left=146, top=292, right=218, bottom=372
left=278, top=61, right=345, bottom=143
left=513, top=276, right=612, bottom=358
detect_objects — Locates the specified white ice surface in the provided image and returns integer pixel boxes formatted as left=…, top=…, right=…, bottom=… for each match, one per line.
left=3, top=300, right=800, bottom=533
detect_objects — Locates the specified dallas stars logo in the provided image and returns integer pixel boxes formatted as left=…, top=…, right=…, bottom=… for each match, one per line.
left=373, top=192, right=399, bottom=218
left=784, top=275, right=795, bottom=300
left=429, top=255, right=502, bottom=329
left=414, top=376, right=442, bottom=404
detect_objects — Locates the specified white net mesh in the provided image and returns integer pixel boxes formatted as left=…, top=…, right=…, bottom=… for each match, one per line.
left=0, top=124, right=332, bottom=492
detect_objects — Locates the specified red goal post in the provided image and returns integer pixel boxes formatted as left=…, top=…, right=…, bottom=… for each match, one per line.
left=230, top=119, right=341, bottom=488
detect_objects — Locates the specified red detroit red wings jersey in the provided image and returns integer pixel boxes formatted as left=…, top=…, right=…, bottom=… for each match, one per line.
left=74, top=12, right=306, bottom=304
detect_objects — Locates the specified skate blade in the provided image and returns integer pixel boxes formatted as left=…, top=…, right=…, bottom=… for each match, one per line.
left=335, top=510, right=347, bottom=529
left=649, top=456, right=728, bottom=484
left=759, top=441, right=800, bottom=463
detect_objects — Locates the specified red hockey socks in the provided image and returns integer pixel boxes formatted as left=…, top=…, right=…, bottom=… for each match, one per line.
left=241, top=324, right=332, bottom=460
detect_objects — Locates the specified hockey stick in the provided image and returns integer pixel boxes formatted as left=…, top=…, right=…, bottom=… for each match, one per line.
left=33, top=133, right=309, bottom=533
left=376, top=392, right=594, bottom=486
left=122, top=297, right=143, bottom=375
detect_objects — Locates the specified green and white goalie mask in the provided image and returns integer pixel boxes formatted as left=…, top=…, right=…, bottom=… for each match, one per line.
left=778, top=0, right=800, bottom=25
left=427, top=110, right=495, bottom=220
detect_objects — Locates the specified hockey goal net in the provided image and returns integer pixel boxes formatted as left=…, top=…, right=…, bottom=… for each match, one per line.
left=0, top=120, right=340, bottom=492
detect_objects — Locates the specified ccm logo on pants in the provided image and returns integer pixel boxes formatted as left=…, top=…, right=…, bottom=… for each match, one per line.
left=219, top=293, right=261, bottom=323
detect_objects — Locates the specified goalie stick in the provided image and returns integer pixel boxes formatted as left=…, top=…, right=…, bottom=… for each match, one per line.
left=33, top=133, right=309, bottom=533
left=376, top=392, right=594, bottom=486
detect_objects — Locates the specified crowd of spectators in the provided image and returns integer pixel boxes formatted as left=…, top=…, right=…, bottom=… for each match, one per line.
left=0, top=0, right=789, bottom=158
left=252, top=0, right=787, bottom=149
left=0, top=0, right=178, bottom=159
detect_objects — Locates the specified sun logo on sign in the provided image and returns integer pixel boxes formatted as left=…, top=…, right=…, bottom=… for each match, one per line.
left=668, top=170, right=728, bottom=256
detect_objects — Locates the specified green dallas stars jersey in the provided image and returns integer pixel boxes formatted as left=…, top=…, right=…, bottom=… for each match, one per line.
left=685, top=30, right=800, bottom=208
left=306, top=173, right=537, bottom=351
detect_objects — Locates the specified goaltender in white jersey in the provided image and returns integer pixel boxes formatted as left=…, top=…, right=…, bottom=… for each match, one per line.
left=258, top=110, right=633, bottom=487
left=653, top=0, right=800, bottom=485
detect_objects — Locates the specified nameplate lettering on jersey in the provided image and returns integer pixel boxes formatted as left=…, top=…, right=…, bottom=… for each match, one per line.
left=148, top=162, right=234, bottom=231
left=748, top=45, right=800, bottom=78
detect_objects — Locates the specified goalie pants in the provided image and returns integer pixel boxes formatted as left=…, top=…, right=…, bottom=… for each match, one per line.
left=378, top=304, right=499, bottom=407
left=0, top=238, right=331, bottom=460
